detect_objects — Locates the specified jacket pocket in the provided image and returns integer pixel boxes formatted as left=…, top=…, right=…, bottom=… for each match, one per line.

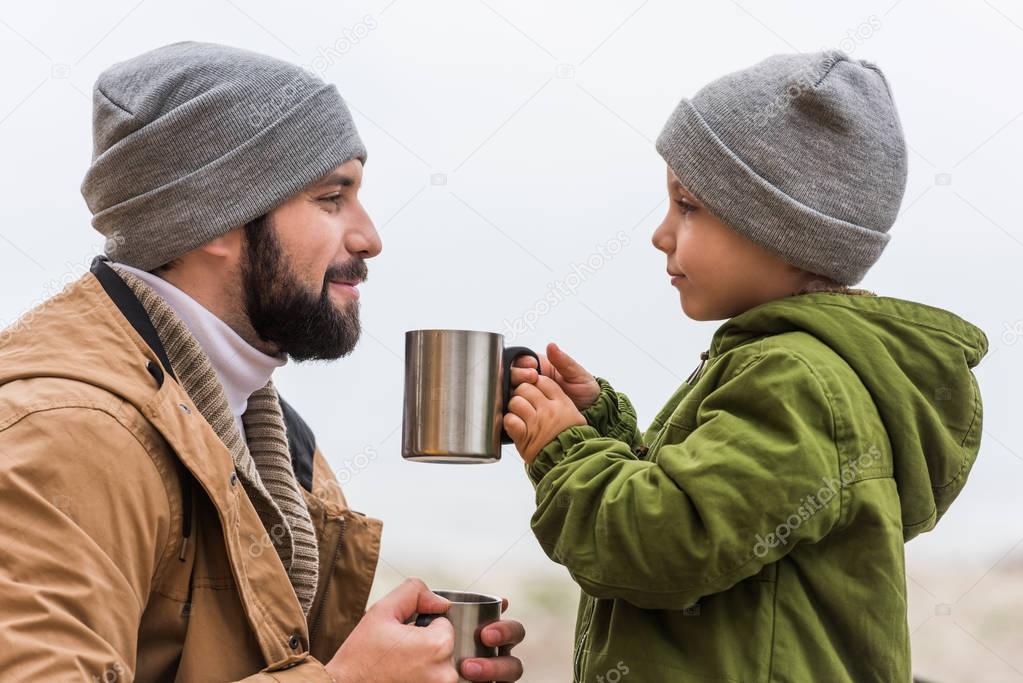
left=306, top=501, right=383, bottom=665
left=579, top=564, right=778, bottom=683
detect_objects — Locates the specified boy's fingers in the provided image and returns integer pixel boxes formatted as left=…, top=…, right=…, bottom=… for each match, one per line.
left=507, top=394, right=537, bottom=419
left=547, top=343, right=590, bottom=382
left=515, top=352, right=554, bottom=378
left=538, top=354, right=555, bottom=379
left=512, top=352, right=557, bottom=382
left=513, top=382, right=546, bottom=405
left=512, top=354, right=544, bottom=371
left=509, top=367, right=538, bottom=386
left=502, top=412, right=527, bottom=442
left=534, top=375, right=563, bottom=400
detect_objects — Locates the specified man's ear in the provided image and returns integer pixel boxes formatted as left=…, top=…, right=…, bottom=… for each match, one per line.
left=196, top=226, right=245, bottom=261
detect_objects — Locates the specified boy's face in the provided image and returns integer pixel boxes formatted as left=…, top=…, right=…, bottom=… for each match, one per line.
left=652, top=166, right=818, bottom=321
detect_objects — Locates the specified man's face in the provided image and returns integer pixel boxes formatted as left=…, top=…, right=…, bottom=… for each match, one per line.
left=241, top=159, right=382, bottom=361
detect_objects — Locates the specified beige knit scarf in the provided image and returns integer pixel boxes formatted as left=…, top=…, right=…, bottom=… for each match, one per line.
left=111, top=265, right=319, bottom=616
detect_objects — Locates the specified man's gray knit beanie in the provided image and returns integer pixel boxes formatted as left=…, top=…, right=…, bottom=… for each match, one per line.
left=81, top=41, right=366, bottom=271
left=656, top=50, right=907, bottom=286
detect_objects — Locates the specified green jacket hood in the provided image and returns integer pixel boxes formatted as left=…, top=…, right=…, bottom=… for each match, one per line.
left=709, top=291, right=989, bottom=540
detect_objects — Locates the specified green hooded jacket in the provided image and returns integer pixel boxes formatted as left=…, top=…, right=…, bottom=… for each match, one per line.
left=526, top=291, right=988, bottom=682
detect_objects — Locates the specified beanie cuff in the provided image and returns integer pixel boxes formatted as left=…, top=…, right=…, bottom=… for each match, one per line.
left=89, top=84, right=366, bottom=271
left=655, top=99, right=890, bottom=286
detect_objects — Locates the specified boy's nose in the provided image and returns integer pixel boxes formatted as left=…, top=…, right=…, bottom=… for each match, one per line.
left=651, top=218, right=673, bottom=253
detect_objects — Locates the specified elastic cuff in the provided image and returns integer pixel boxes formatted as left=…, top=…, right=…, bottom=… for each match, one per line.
left=582, top=377, right=638, bottom=443
left=527, top=425, right=601, bottom=485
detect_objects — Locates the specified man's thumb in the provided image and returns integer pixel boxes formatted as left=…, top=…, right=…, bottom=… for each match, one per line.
left=378, top=578, right=451, bottom=622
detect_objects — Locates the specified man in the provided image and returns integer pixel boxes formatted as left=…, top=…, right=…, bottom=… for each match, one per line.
left=0, top=41, right=525, bottom=682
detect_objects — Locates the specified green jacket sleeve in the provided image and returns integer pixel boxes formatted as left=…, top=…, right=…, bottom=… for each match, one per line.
left=580, top=377, right=644, bottom=452
left=526, top=348, right=844, bottom=610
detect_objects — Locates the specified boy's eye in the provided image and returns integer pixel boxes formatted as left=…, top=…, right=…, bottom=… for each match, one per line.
left=675, top=199, right=697, bottom=214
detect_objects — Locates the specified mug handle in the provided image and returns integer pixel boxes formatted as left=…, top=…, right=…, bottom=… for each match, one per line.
left=413, top=613, right=444, bottom=627
left=501, top=346, right=541, bottom=445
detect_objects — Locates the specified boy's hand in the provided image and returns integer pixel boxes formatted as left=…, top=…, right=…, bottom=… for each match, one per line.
left=510, top=342, right=601, bottom=412
left=503, top=373, right=587, bottom=464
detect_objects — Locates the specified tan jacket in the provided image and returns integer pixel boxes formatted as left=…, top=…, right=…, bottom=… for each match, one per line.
left=0, top=259, right=383, bottom=681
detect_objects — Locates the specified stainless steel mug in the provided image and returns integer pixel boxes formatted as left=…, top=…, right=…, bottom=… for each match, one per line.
left=402, top=329, right=539, bottom=464
left=414, top=590, right=503, bottom=683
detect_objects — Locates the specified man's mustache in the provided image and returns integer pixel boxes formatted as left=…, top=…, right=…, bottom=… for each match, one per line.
left=323, top=258, right=368, bottom=287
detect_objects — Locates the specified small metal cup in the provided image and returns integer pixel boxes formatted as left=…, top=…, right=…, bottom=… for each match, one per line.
left=414, top=590, right=503, bottom=683
left=402, top=329, right=539, bottom=464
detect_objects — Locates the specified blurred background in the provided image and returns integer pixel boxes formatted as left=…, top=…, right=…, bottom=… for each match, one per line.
left=1, top=0, right=1020, bottom=679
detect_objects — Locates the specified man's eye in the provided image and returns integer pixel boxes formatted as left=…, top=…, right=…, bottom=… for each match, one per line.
left=321, top=194, right=342, bottom=205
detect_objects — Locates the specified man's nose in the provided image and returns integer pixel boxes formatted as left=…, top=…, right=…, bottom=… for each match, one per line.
left=345, top=208, right=382, bottom=259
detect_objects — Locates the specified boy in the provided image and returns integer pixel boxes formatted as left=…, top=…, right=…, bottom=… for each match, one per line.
left=504, top=51, right=988, bottom=681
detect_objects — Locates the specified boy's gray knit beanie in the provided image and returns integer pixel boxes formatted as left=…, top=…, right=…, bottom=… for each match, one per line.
left=656, top=50, right=908, bottom=286
left=81, top=41, right=366, bottom=271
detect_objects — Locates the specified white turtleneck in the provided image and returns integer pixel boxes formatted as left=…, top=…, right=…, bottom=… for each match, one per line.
left=115, top=263, right=287, bottom=443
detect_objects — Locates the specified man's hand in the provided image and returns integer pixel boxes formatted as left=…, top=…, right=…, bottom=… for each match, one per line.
left=325, top=578, right=455, bottom=683
left=459, top=598, right=525, bottom=682
left=510, top=342, right=600, bottom=412
left=503, top=373, right=586, bottom=464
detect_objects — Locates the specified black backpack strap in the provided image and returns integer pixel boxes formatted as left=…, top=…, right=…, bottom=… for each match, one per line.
left=89, top=255, right=191, bottom=545
left=89, top=255, right=177, bottom=383
left=279, top=396, right=316, bottom=493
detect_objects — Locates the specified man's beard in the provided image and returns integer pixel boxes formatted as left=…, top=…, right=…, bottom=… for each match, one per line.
left=241, top=214, right=367, bottom=362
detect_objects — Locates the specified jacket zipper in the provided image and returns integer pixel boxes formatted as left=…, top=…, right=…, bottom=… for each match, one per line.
left=178, top=465, right=193, bottom=561
left=685, top=350, right=710, bottom=386
left=573, top=597, right=595, bottom=681
left=308, top=515, right=347, bottom=646
left=570, top=351, right=709, bottom=680
left=571, top=352, right=708, bottom=679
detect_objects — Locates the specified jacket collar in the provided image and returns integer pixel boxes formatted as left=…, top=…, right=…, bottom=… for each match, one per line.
left=88, top=255, right=315, bottom=492
left=90, top=255, right=176, bottom=383
left=86, top=255, right=314, bottom=663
